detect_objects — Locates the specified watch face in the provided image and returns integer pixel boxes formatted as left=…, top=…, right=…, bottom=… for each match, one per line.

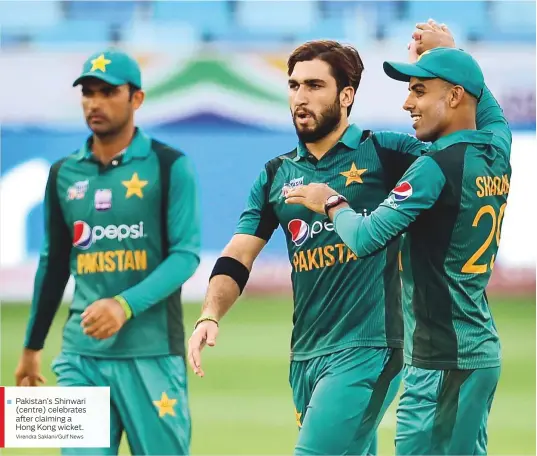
left=327, top=195, right=339, bottom=204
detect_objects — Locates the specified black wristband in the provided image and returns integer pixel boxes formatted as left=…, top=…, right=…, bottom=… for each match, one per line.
left=209, top=256, right=250, bottom=294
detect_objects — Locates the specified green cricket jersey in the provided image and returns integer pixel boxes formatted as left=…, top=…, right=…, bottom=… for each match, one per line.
left=236, top=124, right=427, bottom=361
left=334, top=87, right=511, bottom=369
left=24, top=128, right=201, bottom=359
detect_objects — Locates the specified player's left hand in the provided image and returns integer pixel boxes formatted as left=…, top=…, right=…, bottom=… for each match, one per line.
left=81, top=298, right=127, bottom=340
left=285, top=183, right=338, bottom=215
left=412, top=19, right=455, bottom=56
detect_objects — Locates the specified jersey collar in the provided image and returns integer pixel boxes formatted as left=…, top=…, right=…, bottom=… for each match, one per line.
left=429, top=129, right=493, bottom=152
left=294, top=124, right=363, bottom=161
left=75, top=127, right=152, bottom=162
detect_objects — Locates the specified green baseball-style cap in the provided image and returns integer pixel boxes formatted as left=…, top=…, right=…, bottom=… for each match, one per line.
left=73, top=49, right=142, bottom=89
left=383, top=47, right=484, bottom=99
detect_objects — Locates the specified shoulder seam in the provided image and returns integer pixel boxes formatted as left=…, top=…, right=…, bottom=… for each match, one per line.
left=265, top=148, right=297, bottom=184
left=371, top=131, right=410, bottom=154
left=416, top=154, right=445, bottom=174
left=276, top=147, right=298, bottom=161
left=50, top=156, right=70, bottom=178
left=427, top=142, right=470, bottom=155
left=151, top=139, right=185, bottom=160
left=428, top=143, right=467, bottom=184
left=427, top=142, right=468, bottom=162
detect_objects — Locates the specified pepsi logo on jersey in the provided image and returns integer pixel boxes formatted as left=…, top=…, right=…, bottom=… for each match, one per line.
left=72, top=221, right=145, bottom=250
left=287, top=211, right=369, bottom=248
left=288, top=219, right=335, bottom=247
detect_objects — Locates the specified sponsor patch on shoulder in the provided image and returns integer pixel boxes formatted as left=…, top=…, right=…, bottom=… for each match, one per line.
left=391, top=181, right=413, bottom=202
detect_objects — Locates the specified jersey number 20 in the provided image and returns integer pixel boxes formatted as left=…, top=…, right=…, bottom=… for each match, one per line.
left=462, top=203, right=507, bottom=274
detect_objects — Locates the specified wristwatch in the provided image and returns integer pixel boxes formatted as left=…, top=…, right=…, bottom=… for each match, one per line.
left=324, top=194, right=348, bottom=216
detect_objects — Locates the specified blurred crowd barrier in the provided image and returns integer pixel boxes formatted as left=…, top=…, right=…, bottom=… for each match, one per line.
left=1, top=1, right=535, bottom=301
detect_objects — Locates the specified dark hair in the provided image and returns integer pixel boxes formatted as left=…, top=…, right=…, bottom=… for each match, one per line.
left=127, top=83, right=140, bottom=101
left=287, top=40, right=364, bottom=115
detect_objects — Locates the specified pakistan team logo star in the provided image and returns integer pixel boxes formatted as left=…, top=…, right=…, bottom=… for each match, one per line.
left=340, top=162, right=367, bottom=186
left=122, top=172, right=148, bottom=199
left=90, top=54, right=111, bottom=72
left=153, top=392, right=177, bottom=418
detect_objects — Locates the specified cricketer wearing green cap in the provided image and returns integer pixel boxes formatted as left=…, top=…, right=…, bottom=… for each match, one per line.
left=16, top=49, right=200, bottom=455
left=383, top=46, right=484, bottom=99
left=72, top=50, right=142, bottom=88
left=285, top=43, right=512, bottom=454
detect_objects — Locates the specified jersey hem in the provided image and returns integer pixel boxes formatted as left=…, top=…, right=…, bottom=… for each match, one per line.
left=405, top=354, right=501, bottom=370
left=291, top=338, right=403, bottom=362
left=61, top=346, right=185, bottom=359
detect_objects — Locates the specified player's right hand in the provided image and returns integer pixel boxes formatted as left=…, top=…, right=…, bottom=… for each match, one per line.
left=408, top=39, right=419, bottom=63
left=187, top=320, right=219, bottom=378
left=15, top=349, right=46, bottom=387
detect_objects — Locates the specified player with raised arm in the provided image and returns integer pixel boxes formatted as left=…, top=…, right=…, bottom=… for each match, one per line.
left=188, top=23, right=456, bottom=455
left=286, top=24, right=511, bottom=455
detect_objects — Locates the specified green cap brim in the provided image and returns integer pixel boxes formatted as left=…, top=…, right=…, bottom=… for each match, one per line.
left=383, top=61, right=437, bottom=82
left=72, top=72, right=127, bottom=87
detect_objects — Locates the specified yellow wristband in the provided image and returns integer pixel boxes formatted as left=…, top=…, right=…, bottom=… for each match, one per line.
left=195, top=316, right=219, bottom=329
left=114, top=295, right=133, bottom=320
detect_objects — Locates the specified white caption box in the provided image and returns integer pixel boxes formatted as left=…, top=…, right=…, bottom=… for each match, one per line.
left=4, top=386, right=110, bottom=448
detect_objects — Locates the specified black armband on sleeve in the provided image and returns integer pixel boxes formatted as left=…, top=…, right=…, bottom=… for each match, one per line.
left=209, top=256, right=250, bottom=294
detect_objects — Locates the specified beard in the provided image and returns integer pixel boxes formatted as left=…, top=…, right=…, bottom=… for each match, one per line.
left=293, top=98, right=342, bottom=143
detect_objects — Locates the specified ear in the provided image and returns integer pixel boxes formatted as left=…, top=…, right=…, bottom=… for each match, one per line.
left=340, top=86, right=355, bottom=110
left=132, top=90, right=145, bottom=110
left=449, top=85, right=465, bottom=108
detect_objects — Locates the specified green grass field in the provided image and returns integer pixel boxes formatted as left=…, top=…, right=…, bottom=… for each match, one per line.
left=1, top=296, right=535, bottom=455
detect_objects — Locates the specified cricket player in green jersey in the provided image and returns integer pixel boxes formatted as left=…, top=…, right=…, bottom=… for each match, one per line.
left=189, top=23, right=499, bottom=454
left=14, top=49, right=201, bottom=455
left=286, top=30, right=511, bottom=455
left=189, top=40, right=418, bottom=455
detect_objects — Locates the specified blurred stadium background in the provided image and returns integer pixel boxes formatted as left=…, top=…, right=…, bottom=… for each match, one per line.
left=0, top=0, right=535, bottom=454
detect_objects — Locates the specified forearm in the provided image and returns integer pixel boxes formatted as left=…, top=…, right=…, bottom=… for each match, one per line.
left=25, top=255, right=69, bottom=350
left=332, top=208, right=388, bottom=257
left=119, top=251, right=199, bottom=316
left=332, top=205, right=414, bottom=257
left=199, top=234, right=263, bottom=321
left=201, top=275, right=241, bottom=320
